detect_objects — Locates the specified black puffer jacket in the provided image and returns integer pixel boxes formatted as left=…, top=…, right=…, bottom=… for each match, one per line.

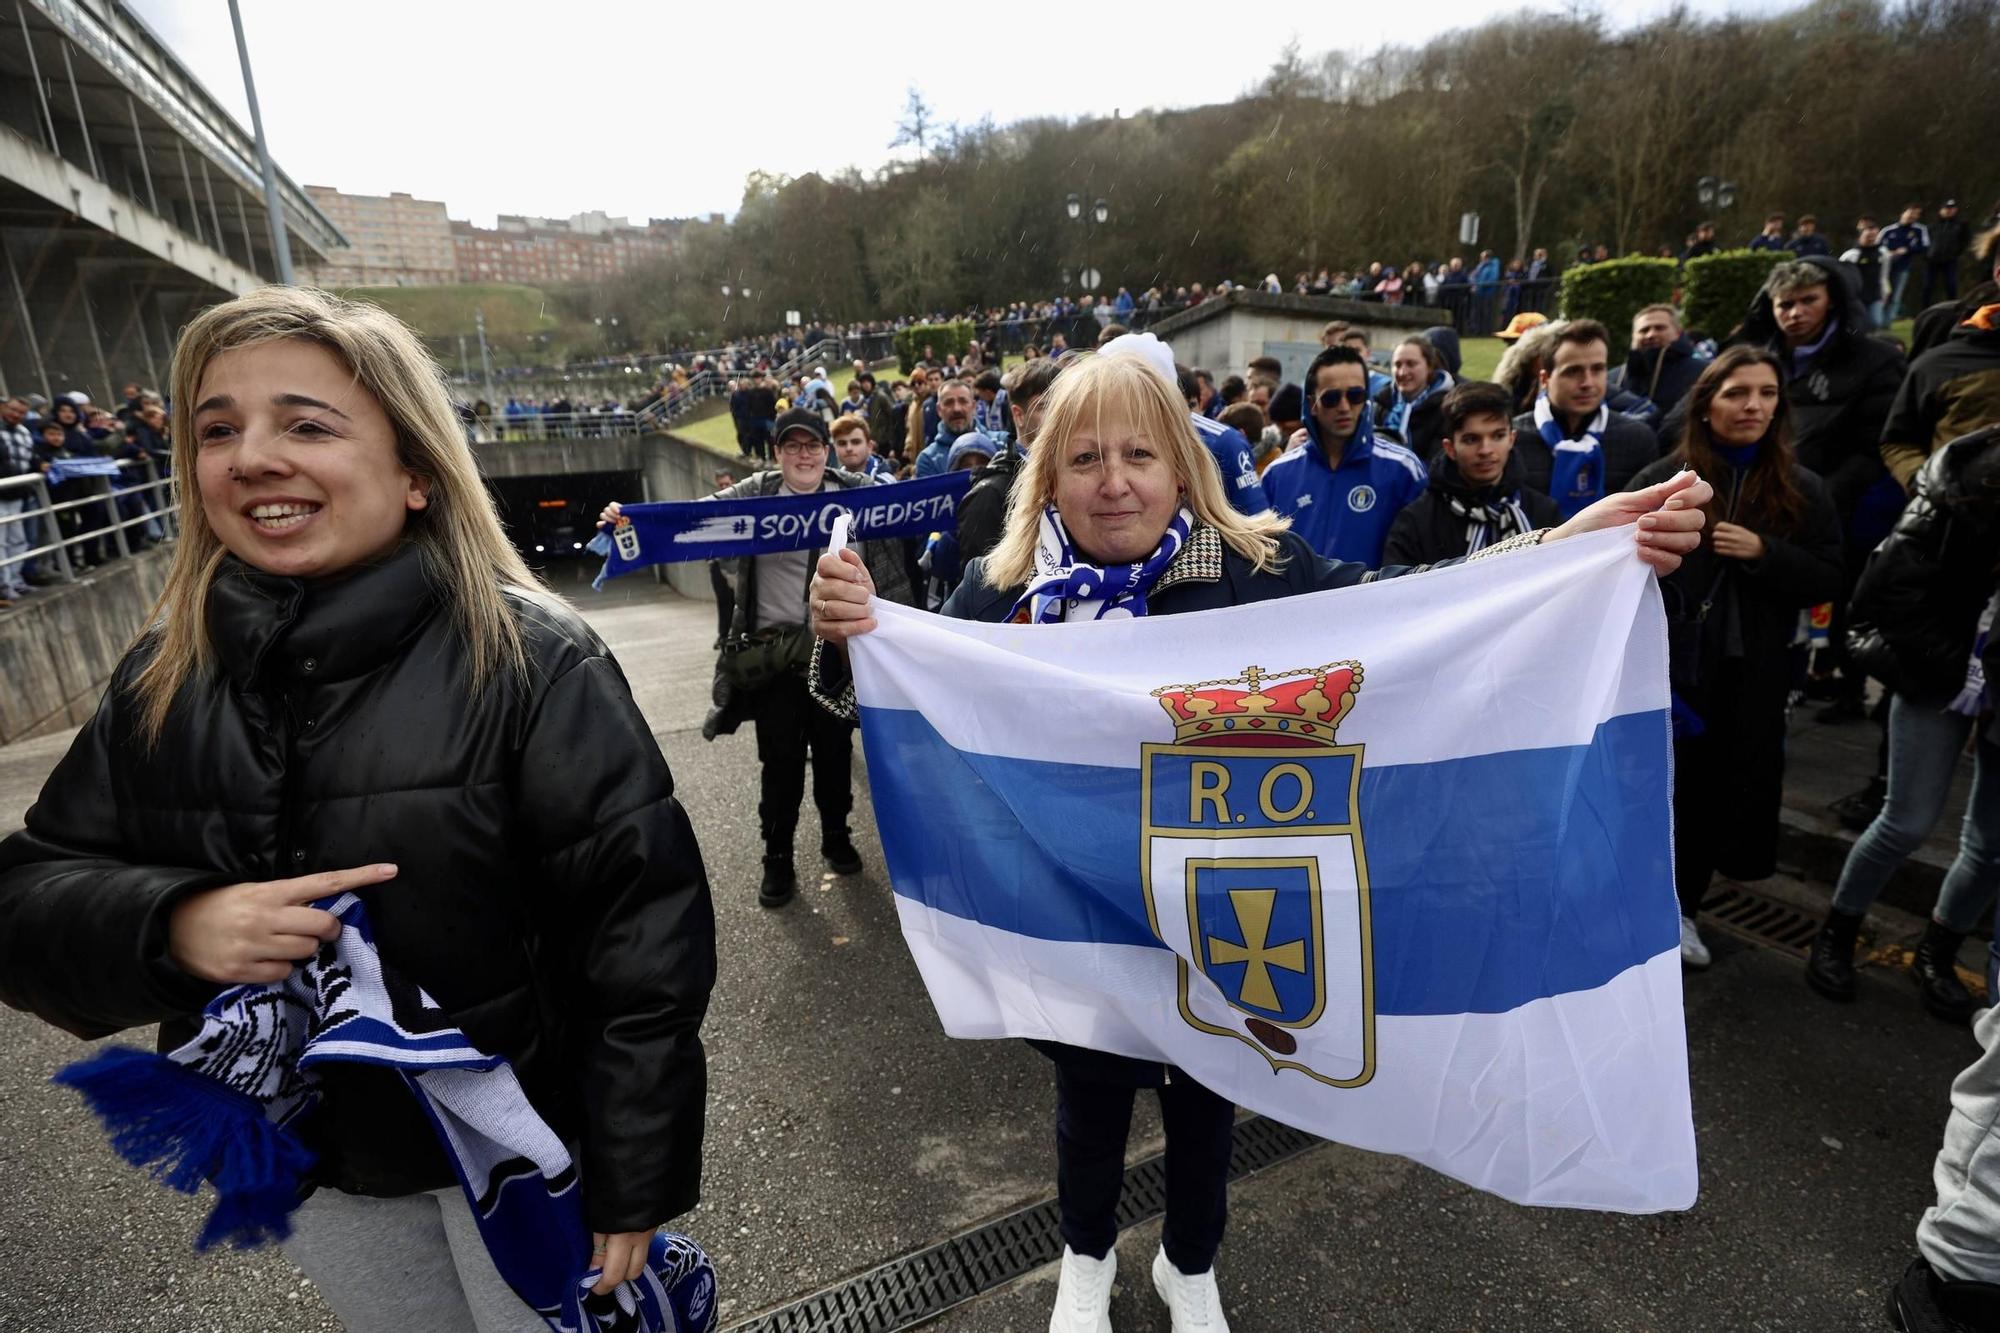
left=0, top=546, right=715, bottom=1233
left=1849, top=425, right=2000, bottom=708
left=1665, top=255, right=1906, bottom=522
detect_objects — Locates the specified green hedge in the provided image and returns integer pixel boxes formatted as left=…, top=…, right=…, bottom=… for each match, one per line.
left=1682, top=248, right=1785, bottom=340
left=893, top=321, right=977, bottom=374
left=1558, top=257, right=1679, bottom=336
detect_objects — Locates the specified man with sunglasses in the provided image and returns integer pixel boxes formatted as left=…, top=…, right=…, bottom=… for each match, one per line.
left=1261, top=345, right=1428, bottom=567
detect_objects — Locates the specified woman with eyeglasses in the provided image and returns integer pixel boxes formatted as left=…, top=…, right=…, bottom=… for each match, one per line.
left=808, top=345, right=1711, bottom=1333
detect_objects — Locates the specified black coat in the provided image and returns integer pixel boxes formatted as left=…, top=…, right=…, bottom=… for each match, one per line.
left=939, top=525, right=1444, bottom=1085
left=1510, top=408, right=1662, bottom=498
left=1615, top=336, right=1709, bottom=419
left=1849, top=425, right=2000, bottom=709
left=1665, top=254, right=1906, bottom=523
left=0, top=547, right=715, bottom=1233
left=1373, top=382, right=1448, bottom=463
left=1630, top=454, right=1844, bottom=879
left=1382, top=454, right=1562, bottom=566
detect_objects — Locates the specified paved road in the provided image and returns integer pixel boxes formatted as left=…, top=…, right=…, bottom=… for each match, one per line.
left=0, top=562, right=1983, bottom=1331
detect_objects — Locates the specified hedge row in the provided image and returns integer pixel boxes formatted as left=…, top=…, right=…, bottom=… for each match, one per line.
left=893, top=321, right=977, bottom=374
left=1682, top=248, right=1786, bottom=338
left=1557, top=258, right=1679, bottom=336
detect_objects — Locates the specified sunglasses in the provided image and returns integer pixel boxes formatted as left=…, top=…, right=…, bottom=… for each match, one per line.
left=1317, top=387, right=1370, bottom=409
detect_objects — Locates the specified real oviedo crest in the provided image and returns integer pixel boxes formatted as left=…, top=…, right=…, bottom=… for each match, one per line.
left=1140, top=662, right=1376, bottom=1087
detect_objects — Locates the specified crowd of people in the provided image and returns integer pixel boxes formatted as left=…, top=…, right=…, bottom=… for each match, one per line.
left=0, top=383, right=173, bottom=607
left=0, top=191, right=1998, bottom=1330
left=580, top=214, right=2000, bottom=1329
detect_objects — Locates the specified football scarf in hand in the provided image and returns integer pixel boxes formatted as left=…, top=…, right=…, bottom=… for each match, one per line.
left=52, top=893, right=716, bottom=1333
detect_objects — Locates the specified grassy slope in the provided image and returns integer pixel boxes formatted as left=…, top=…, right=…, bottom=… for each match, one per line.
left=333, top=284, right=564, bottom=339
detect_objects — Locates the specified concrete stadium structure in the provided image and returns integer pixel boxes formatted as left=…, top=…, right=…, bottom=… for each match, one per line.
left=0, top=0, right=344, bottom=399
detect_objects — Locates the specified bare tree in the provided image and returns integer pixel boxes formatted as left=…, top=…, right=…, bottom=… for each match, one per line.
left=890, top=87, right=937, bottom=158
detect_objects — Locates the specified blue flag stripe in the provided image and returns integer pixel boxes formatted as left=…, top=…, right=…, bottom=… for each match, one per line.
left=859, top=705, right=1676, bottom=1017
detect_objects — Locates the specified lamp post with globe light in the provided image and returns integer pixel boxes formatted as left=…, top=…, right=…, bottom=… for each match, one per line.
left=1065, top=193, right=1110, bottom=297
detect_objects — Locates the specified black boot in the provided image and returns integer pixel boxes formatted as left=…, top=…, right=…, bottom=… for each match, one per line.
left=1829, top=777, right=1887, bottom=832
left=822, top=827, right=863, bottom=876
left=1887, top=1255, right=2000, bottom=1332
left=1914, top=920, right=1979, bottom=1023
left=758, top=851, right=797, bottom=909
left=1805, top=908, right=1863, bottom=1001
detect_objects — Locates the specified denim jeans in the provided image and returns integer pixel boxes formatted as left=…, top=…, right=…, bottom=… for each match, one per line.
left=1889, top=264, right=1916, bottom=320
left=1864, top=299, right=1887, bottom=331
left=1831, top=694, right=2000, bottom=931
left=0, top=494, right=30, bottom=592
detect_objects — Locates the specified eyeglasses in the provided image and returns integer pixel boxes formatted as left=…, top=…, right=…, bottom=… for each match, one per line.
left=776, top=439, right=824, bottom=456
left=1317, top=387, right=1370, bottom=409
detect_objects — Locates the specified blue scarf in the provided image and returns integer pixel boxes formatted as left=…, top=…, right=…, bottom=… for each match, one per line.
left=1384, top=370, right=1452, bottom=439
left=1714, top=443, right=1759, bottom=470
left=1536, top=395, right=1610, bottom=520
left=53, top=894, right=716, bottom=1333
left=1007, top=504, right=1194, bottom=624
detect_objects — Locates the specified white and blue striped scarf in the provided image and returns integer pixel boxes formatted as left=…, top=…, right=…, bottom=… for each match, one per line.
left=1383, top=370, right=1453, bottom=440
left=53, top=893, right=715, bottom=1333
left=1536, top=395, right=1610, bottom=520
left=1007, top=504, right=1194, bottom=624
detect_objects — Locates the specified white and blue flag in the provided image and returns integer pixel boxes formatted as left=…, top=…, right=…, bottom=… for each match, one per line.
left=848, top=529, right=1696, bottom=1213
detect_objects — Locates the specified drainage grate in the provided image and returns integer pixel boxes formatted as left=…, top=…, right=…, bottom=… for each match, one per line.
left=1700, top=883, right=1822, bottom=956
left=726, top=1115, right=1320, bottom=1333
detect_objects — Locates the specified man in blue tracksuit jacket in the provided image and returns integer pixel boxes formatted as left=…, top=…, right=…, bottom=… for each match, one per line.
left=1882, top=205, right=1931, bottom=320
left=1191, top=410, right=1270, bottom=515
left=1260, top=345, right=1427, bottom=567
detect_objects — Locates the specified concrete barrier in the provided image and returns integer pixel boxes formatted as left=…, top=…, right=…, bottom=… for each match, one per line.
left=0, top=546, right=174, bottom=745
left=0, top=432, right=749, bottom=747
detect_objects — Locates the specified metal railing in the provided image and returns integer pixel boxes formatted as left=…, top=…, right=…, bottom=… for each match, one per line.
left=481, top=409, right=647, bottom=441
left=1, top=458, right=177, bottom=592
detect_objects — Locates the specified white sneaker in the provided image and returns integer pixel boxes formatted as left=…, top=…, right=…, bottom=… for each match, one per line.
left=1151, top=1246, right=1230, bottom=1332
left=1679, top=914, right=1712, bottom=970
left=1049, top=1245, right=1116, bottom=1333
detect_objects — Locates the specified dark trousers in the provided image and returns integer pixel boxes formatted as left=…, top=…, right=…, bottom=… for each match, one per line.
left=1671, top=663, right=1784, bottom=916
left=708, top=562, right=734, bottom=642
left=1054, top=1064, right=1234, bottom=1275
left=1923, top=257, right=1960, bottom=306
left=752, top=672, right=854, bottom=853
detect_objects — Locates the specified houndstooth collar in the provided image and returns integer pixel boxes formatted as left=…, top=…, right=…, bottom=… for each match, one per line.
left=1153, top=523, right=1225, bottom=596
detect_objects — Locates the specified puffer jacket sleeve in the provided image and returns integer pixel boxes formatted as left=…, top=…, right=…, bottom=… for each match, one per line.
left=0, top=670, right=226, bottom=1039
left=514, top=651, right=716, bottom=1233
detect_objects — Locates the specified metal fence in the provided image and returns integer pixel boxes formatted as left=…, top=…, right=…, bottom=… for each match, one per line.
left=0, top=458, right=177, bottom=589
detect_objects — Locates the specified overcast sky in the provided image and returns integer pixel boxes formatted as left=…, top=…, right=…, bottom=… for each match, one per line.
left=127, top=0, right=1785, bottom=229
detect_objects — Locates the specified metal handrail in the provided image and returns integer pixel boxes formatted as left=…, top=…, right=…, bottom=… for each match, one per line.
left=0, top=458, right=176, bottom=589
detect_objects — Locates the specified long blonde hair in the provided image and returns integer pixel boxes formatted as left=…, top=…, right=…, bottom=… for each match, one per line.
left=985, top=352, right=1291, bottom=588
left=132, top=285, right=557, bottom=745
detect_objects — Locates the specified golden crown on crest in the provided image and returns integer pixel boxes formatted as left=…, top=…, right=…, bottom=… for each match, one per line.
left=1151, top=661, right=1363, bottom=749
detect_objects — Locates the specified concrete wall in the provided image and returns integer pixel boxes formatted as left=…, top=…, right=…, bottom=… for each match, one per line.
left=1163, top=306, right=1445, bottom=389
left=0, top=543, right=171, bottom=744
left=640, top=431, right=744, bottom=601
left=0, top=432, right=747, bottom=746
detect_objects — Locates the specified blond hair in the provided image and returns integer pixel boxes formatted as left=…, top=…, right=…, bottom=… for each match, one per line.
left=984, top=353, right=1290, bottom=589
left=133, top=286, right=560, bottom=745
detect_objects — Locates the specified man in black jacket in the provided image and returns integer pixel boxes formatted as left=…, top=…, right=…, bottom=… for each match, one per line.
left=1385, top=381, right=1560, bottom=565
left=1614, top=305, right=1710, bottom=430
left=1510, top=319, right=1662, bottom=511
left=1925, top=199, right=1972, bottom=307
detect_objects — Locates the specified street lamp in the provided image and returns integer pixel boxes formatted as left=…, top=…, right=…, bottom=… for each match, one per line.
left=1063, top=194, right=1111, bottom=293
left=1695, top=175, right=1738, bottom=211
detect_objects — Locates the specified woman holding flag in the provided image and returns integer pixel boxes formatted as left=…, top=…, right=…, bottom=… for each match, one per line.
left=808, top=339, right=1710, bottom=1333
left=0, top=287, right=717, bottom=1331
